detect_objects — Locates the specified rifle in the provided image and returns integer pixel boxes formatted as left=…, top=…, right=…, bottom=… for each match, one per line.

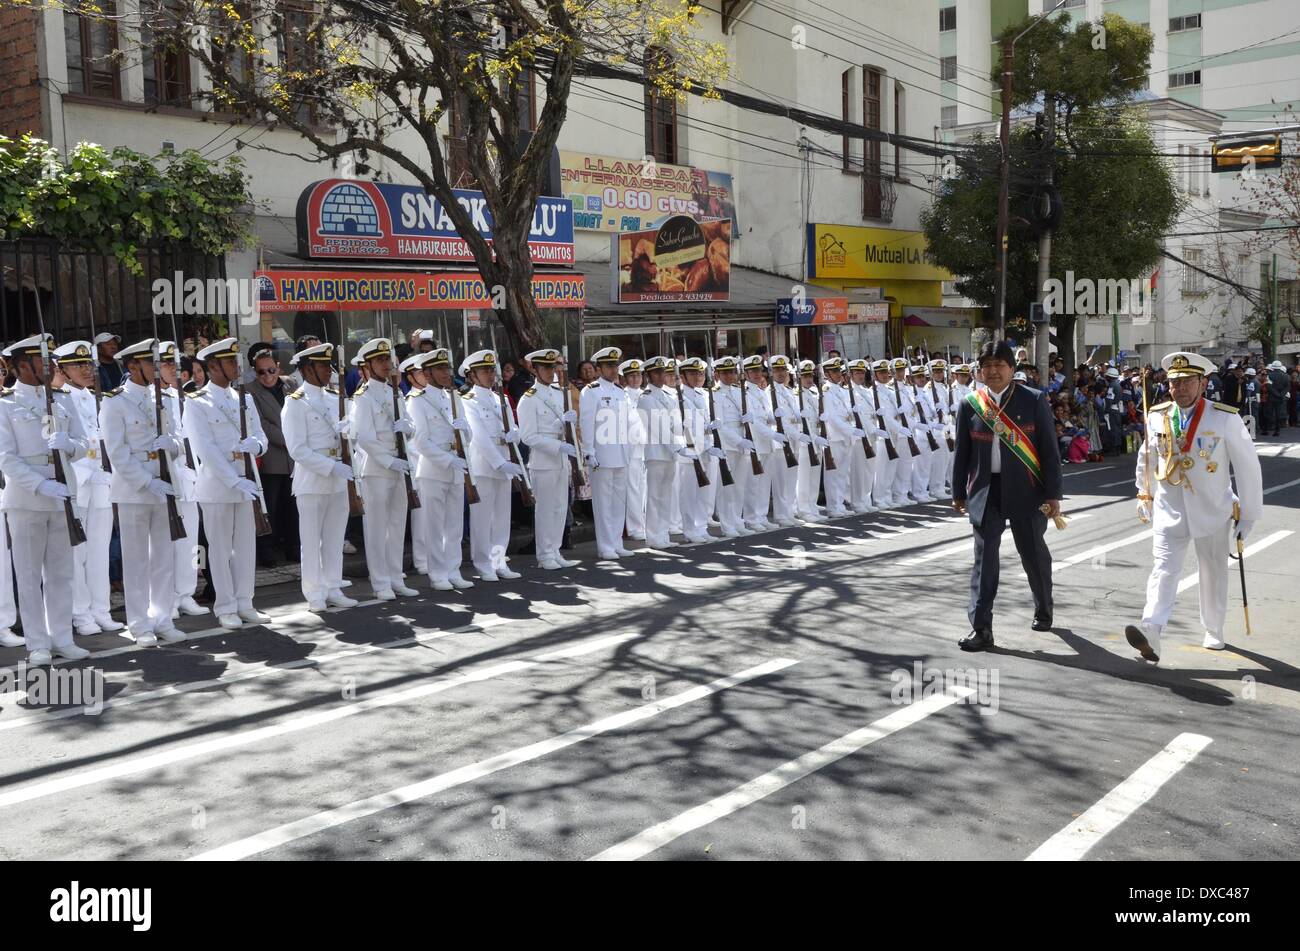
left=929, top=370, right=956, bottom=453
left=557, top=358, right=587, bottom=489
left=446, top=374, right=480, bottom=505
left=31, top=294, right=86, bottom=546
left=87, top=292, right=120, bottom=528
left=488, top=329, right=533, bottom=506
left=703, top=334, right=734, bottom=486
left=867, top=364, right=900, bottom=461
left=736, top=344, right=763, bottom=476
left=769, top=361, right=799, bottom=469
left=816, top=363, right=836, bottom=471
left=335, top=316, right=365, bottom=515
left=845, top=365, right=877, bottom=460
left=150, top=338, right=188, bottom=541
left=165, top=313, right=195, bottom=470
left=887, top=351, right=921, bottom=457
left=235, top=357, right=273, bottom=536
left=387, top=347, right=421, bottom=511
left=673, top=344, right=710, bottom=488
left=791, top=343, right=819, bottom=467
left=906, top=347, right=941, bottom=452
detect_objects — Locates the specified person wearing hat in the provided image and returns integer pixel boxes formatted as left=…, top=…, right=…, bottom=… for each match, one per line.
left=907, top=363, right=942, bottom=503
left=868, top=359, right=904, bottom=509
left=925, top=360, right=954, bottom=500
left=282, top=342, right=360, bottom=611
left=349, top=337, right=419, bottom=598
left=1264, top=360, right=1289, bottom=437
left=843, top=359, right=881, bottom=514
left=185, top=336, right=272, bottom=629
left=517, top=348, right=582, bottom=568
left=54, top=340, right=123, bottom=636
left=406, top=348, right=475, bottom=590
left=396, top=352, right=435, bottom=576
left=157, top=341, right=207, bottom=618
left=94, top=331, right=123, bottom=394
left=674, top=356, right=714, bottom=543
left=580, top=347, right=635, bottom=558
left=767, top=355, right=803, bottom=526
left=709, top=354, right=753, bottom=536
left=951, top=341, right=1063, bottom=652
left=618, top=358, right=649, bottom=543
left=887, top=358, right=923, bottom=505
left=633, top=356, right=684, bottom=549
left=794, top=359, right=827, bottom=522
left=1126, top=351, right=1263, bottom=661
left=1101, top=365, right=1124, bottom=454
left=735, top=355, right=774, bottom=530
left=0, top=334, right=93, bottom=663
left=98, top=338, right=188, bottom=647
left=817, top=357, right=856, bottom=518
left=459, top=349, right=525, bottom=580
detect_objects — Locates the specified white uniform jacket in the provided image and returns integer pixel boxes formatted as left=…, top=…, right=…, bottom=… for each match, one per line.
left=579, top=378, right=631, bottom=468
left=0, top=381, right=88, bottom=512
left=100, top=379, right=183, bottom=506
left=518, top=382, right=573, bottom=471
left=283, top=381, right=349, bottom=497
left=183, top=383, right=268, bottom=504
left=408, top=386, right=471, bottom=484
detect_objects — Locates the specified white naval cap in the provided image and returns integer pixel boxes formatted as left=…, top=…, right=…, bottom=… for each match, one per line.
left=954, top=363, right=973, bottom=374
left=797, top=359, right=817, bottom=374
left=928, top=359, right=948, bottom=371
left=417, top=347, right=452, bottom=369
left=115, top=337, right=165, bottom=363
left=768, top=354, right=792, bottom=370
left=52, top=340, right=94, bottom=364
left=459, top=349, right=497, bottom=376
left=712, top=355, right=740, bottom=372
left=591, top=346, right=622, bottom=365
left=618, top=358, right=644, bottom=376
left=871, top=358, right=891, bottom=372
left=890, top=357, right=908, bottom=371
left=677, top=356, right=707, bottom=373
left=2, top=332, right=54, bottom=357
left=525, top=348, right=561, bottom=365
left=92, top=331, right=121, bottom=345
left=399, top=352, right=426, bottom=374
left=356, top=337, right=393, bottom=363
left=196, top=336, right=240, bottom=362
left=741, top=354, right=766, bottom=371
left=1013, top=370, right=1028, bottom=382
left=819, top=356, right=844, bottom=372
left=290, top=342, right=335, bottom=367
left=846, top=358, right=868, bottom=371
left=641, top=355, right=672, bottom=373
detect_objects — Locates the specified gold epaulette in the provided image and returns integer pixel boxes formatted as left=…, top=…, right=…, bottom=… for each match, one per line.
left=0, top=387, right=13, bottom=397
left=461, top=390, right=475, bottom=400
left=355, top=382, right=368, bottom=395
left=523, top=386, right=536, bottom=397
left=288, top=389, right=305, bottom=400
left=1149, top=400, right=1172, bottom=413
left=326, top=387, right=340, bottom=396
left=585, top=381, right=599, bottom=389
left=406, top=387, right=424, bottom=398
left=104, top=386, right=123, bottom=398
left=1211, top=401, right=1239, bottom=414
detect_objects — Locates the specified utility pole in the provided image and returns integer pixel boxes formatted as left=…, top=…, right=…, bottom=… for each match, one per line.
left=994, top=37, right=1013, bottom=344
left=1034, top=94, right=1055, bottom=383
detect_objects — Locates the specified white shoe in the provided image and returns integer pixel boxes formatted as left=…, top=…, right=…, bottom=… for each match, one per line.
left=685, top=535, right=712, bottom=545
left=308, top=600, right=328, bottom=612
left=478, top=570, right=500, bottom=582
left=776, top=518, right=798, bottom=527
left=177, top=596, right=209, bottom=616
left=628, top=533, right=646, bottom=542
left=708, top=518, right=721, bottom=527
left=449, top=576, right=474, bottom=590
left=54, top=643, right=91, bottom=661
left=615, top=548, right=635, bottom=557
left=1203, top=632, right=1227, bottom=650
left=555, top=557, right=580, bottom=568
left=430, top=578, right=455, bottom=590
left=496, top=568, right=522, bottom=580
left=156, top=627, right=187, bottom=645
left=537, top=560, right=564, bottom=570
left=133, top=631, right=159, bottom=648
left=413, top=564, right=428, bottom=575
left=218, top=614, right=243, bottom=629
left=27, top=649, right=52, bottom=666
left=170, top=608, right=180, bottom=620
left=0, top=629, right=24, bottom=648
left=93, top=616, right=125, bottom=633
left=238, top=608, right=272, bottom=624
left=374, top=589, right=397, bottom=601
left=327, top=592, right=359, bottom=607
left=342, top=539, right=357, bottom=555
left=74, top=620, right=102, bottom=636
left=598, top=551, right=620, bottom=560
left=392, top=584, right=419, bottom=597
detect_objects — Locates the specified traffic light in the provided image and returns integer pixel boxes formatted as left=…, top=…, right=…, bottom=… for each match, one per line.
left=1211, top=137, right=1282, bottom=173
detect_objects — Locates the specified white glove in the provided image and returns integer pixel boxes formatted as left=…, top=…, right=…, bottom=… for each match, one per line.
left=1236, top=519, right=1254, bottom=542
left=737, top=438, right=755, bottom=452
left=496, top=460, right=523, bottom=479
left=333, top=418, right=351, bottom=435
left=795, top=432, right=811, bottom=446
left=818, top=412, right=832, bottom=423
left=677, top=447, right=698, bottom=460
left=898, top=428, right=915, bottom=438
left=850, top=427, right=867, bottom=439
left=392, top=418, right=414, bottom=435
left=770, top=431, right=788, bottom=445
left=872, top=428, right=888, bottom=439
left=449, top=455, right=468, bottom=472
left=777, top=407, right=797, bottom=421
left=585, top=454, right=599, bottom=470
left=147, top=478, right=175, bottom=499
left=236, top=436, right=262, bottom=454
left=1136, top=499, right=1152, bottom=523
left=331, top=462, right=354, bottom=481
left=739, top=412, right=755, bottom=425
left=232, top=477, right=259, bottom=500
left=36, top=479, right=71, bottom=499
left=451, top=417, right=470, bottom=432
left=813, top=436, right=830, bottom=449
left=705, top=420, right=721, bottom=432
left=503, top=428, right=522, bottom=444
left=559, top=442, right=578, bottom=458
left=47, top=431, right=73, bottom=453
left=90, top=469, right=113, bottom=487
left=706, top=446, right=725, bottom=459
left=149, top=434, right=181, bottom=453
left=387, top=457, right=411, bottom=474
left=561, top=409, right=577, bottom=424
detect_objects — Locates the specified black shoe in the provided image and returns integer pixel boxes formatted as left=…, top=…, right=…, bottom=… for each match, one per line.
left=1124, top=624, right=1159, bottom=663
left=1031, top=615, right=1053, bottom=632
left=958, top=628, right=994, bottom=652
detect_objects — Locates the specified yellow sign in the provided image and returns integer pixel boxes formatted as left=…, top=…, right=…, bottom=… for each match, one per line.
left=808, top=224, right=949, bottom=282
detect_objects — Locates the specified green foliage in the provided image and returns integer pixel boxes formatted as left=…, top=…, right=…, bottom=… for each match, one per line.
left=0, top=136, right=251, bottom=270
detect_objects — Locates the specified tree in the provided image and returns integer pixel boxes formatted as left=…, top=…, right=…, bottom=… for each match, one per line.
left=921, top=110, right=1182, bottom=369
left=1236, top=124, right=1300, bottom=353
left=121, top=0, right=728, bottom=352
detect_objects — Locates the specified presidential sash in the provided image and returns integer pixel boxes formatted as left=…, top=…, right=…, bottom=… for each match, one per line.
left=965, top=386, right=1042, bottom=484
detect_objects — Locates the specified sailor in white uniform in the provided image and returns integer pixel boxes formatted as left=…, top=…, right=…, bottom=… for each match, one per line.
left=517, top=348, right=580, bottom=569
left=460, top=349, right=524, bottom=581
left=579, top=347, right=634, bottom=559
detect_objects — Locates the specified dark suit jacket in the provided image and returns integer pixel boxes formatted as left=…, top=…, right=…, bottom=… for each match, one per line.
left=249, top=379, right=292, bottom=475
left=952, top=383, right=1062, bottom=526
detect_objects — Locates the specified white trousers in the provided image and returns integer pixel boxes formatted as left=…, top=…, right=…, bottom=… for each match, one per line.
left=591, top=465, right=628, bottom=555
left=72, top=502, right=113, bottom=622
left=119, top=502, right=177, bottom=635
left=669, top=463, right=683, bottom=534
left=701, top=452, right=721, bottom=521
left=795, top=446, right=822, bottom=517
left=823, top=440, right=852, bottom=514
left=1142, top=529, right=1230, bottom=637
left=873, top=439, right=899, bottom=507
left=201, top=501, right=256, bottom=617
left=0, top=516, right=15, bottom=630
left=928, top=440, right=951, bottom=497
left=892, top=445, right=915, bottom=502
left=297, top=491, right=349, bottom=602
left=770, top=452, right=798, bottom=522
left=418, top=477, right=466, bottom=582
left=847, top=440, right=876, bottom=510
left=717, top=450, right=751, bottom=534
left=7, top=509, right=75, bottom=652
left=409, top=480, right=431, bottom=572
left=743, top=451, right=775, bottom=525
left=173, top=500, right=200, bottom=602
left=644, top=459, right=676, bottom=547
left=469, top=474, right=512, bottom=573
left=677, top=461, right=708, bottom=539
left=359, top=475, right=408, bottom=592
left=625, top=458, right=647, bottom=538
left=530, top=464, right=569, bottom=564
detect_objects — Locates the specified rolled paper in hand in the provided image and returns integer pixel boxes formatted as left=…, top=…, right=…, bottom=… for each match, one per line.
left=1039, top=503, right=1069, bottom=530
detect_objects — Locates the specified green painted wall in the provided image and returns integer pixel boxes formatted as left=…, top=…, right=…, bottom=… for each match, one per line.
left=990, top=0, right=1029, bottom=40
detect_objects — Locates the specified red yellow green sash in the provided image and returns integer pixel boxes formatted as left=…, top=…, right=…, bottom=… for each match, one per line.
left=966, top=386, right=1042, bottom=484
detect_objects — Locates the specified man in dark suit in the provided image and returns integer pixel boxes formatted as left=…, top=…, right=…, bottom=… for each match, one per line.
left=951, top=341, right=1063, bottom=651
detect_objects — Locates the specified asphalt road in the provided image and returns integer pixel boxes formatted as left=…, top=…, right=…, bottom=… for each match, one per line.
left=1, top=444, right=1297, bottom=861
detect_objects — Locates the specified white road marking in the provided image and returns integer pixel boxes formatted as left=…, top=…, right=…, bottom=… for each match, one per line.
left=1099, top=479, right=1133, bottom=488
left=1063, top=465, right=1115, bottom=478
left=1175, top=530, right=1293, bottom=593
left=1025, top=733, right=1212, bottom=861
left=189, top=657, right=799, bottom=861
left=591, top=685, right=975, bottom=862
left=0, top=631, right=641, bottom=810
left=1051, top=529, right=1152, bottom=573
left=0, top=618, right=514, bottom=731
left=1264, top=477, right=1300, bottom=495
